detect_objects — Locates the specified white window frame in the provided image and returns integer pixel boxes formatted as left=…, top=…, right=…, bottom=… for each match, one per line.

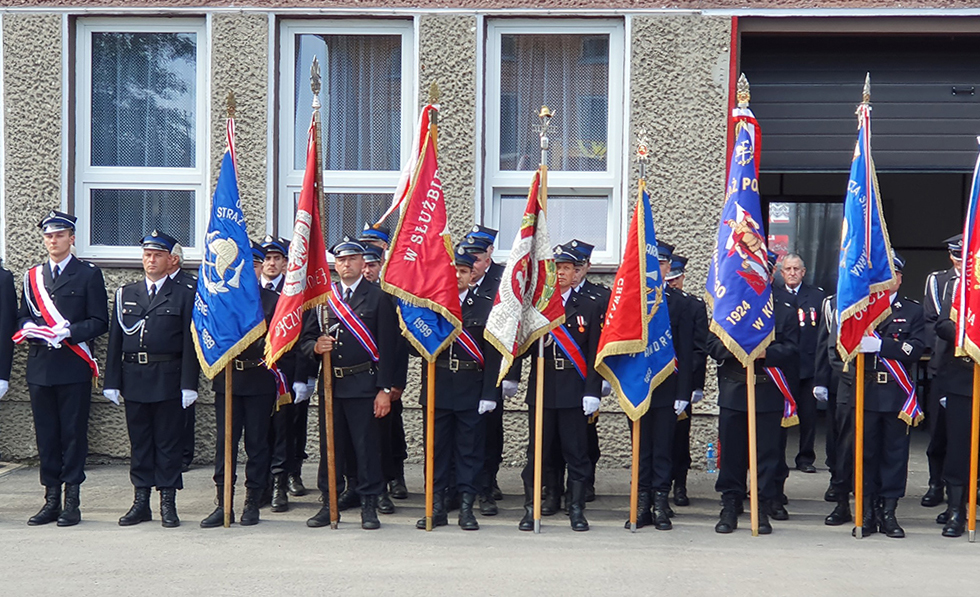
left=484, top=19, right=625, bottom=266
left=74, top=17, right=209, bottom=261
left=277, top=19, right=415, bottom=239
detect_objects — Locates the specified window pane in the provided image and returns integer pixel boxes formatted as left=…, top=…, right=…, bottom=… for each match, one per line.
left=499, top=34, right=609, bottom=172
left=90, top=189, right=195, bottom=246
left=499, top=194, right=608, bottom=252
left=295, top=192, right=393, bottom=243
left=294, top=34, right=401, bottom=172
left=91, top=32, right=197, bottom=168
left=768, top=201, right=843, bottom=292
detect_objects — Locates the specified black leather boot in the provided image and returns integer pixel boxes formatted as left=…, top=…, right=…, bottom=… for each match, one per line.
left=852, top=496, right=876, bottom=537
left=625, top=490, right=653, bottom=529
left=287, top=472, right=307, bottom=497
left=361, top=494, right=380, bottom=530
left=880, top=498, right=905, bottom=538
left=824, top=484, right=840, bottom=503
left=518, top=485, right=535, bottom=531
left=491, top=474, right=503, bottom=501
left=673, top=477, right=690, bottom=507
left=541, top=485, right=559, bottom=516
left=271, top=473, right=289, bottom=513
left=57, top=484, right=81, bottom=527
left=119, top=487, right=152, bottom=526
left=307, top=493, right=338, bottom=528
left=769, top=499, right=789, bottom=521
left=479, top=491, right=498, bottom=516
left=568, top=481, right=589, bottom=531
left=389, top=475, right=408, bottom=500
left=416, top=488, right=449, bottom=529
left=240, top=488, right=261, bottom=526
left=338, top=478, right=360, bottom=511
left=921, top=483, right=944, bottom=507
left=757, top=499, right=773, bottom=535
left=28, top=486, right=62, bottom=526
left=652, top=490, right=673, bottom=530
left=715, top=492, right=739, bottom=534
left=937, top=504, right=952, bottom=525
left=458, top=492, right=479, bottom=530
left=824, top=497, right=852, bottom=526
left=942, top=485, right=966, bottom=538
left=201, top=486, right=234, bottom=528
left=160, top=488, right=179, bottom=528
left=377, top=491, right=395, bottom=515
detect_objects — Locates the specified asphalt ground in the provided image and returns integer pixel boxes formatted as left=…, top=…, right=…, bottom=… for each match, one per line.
left=0, top=425, right=973, bottom=596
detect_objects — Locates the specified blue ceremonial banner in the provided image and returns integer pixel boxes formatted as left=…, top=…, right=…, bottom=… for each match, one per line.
left=836, top=101, right=895, bottom=362
left=595, top=182, right=676, bottom=421
left=705, top=119, right=774, bottom=367
left=191, top=120, right=267, bottom=379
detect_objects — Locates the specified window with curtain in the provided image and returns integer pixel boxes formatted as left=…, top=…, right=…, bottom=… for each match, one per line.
left=485, top=21, right=624, bottom=265
left=75, top=19, right=207, bottom=259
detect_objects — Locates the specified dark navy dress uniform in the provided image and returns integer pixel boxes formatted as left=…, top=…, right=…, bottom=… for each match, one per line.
left=784, top=281, right=825, bottom=469
left=579, top=277, right=609, bottom=494
left=923, top=264, right=958, bottom=500
left=672, top=287, right=708, bottom=499
left=170, top=267, right=199, bottom=471
left=772, top=286, right=800, bottom=504
left=815, top=295, right=843, bottom=494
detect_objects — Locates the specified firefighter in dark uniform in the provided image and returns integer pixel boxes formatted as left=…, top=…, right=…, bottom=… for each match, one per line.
left=104, top=231, right=199, bottom=528
left=200, top=241, right=281, bottom=528
left=825, top=253, right=925, bottom=538
left=626, top=241, right=694, bottom=530
left=168, top=243, right=199, bottom=473
left=414, top=246, right=500, bottom=531
left=921, top=234, right=962, bottom=508
left=933, top=256, right=972, bottom=537
left=769, top=282, right=800, bottom=520
left=460, top=227, right=507, bottom=514
left=517, top=242, right=603, bottom=532
left=301, top=237, right=399, bottom=530
left=665, top=254, right=709, bottom=508
left=710, top=277, right=799, bottom=535
left=20, top=210, right=109, bottom=527
left=814, top=294, right=843, bottom=504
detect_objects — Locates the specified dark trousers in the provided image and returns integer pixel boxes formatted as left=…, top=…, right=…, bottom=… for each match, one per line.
left=480, top=403, right=504, bottom=493
left=715, top=408, right=782, bottom=501
left=521, top=406, right=590, bottom=489
left=926, top=380, right=947, bottom=487
left=776, top=427, right=790, bottom=496
left=826, top=392, right=839, bottom=483
left=586, top=417, right=600, bottom=487
left=212, top=392, right=276, bottom=490
left=288, top=400, right=310, bottom=475
left=863, top=410, right=911, bottom=499
left=432, top=408, right=485, bottom=495
left=316, top=396, right=384, bottom=497
left=794, top=377, right=817, bottom=467
left=671, top=404, right=693, bottom=486
left=831, top=400, right=855, bottom=494
left=125, top=399, right=184, bottom=489
left=943, top=393, right=973, bottom=487
left=181, top=403, right=195, bottom=467
left=269, top=400, right=294, bottom=476
left=632, top=405, right=677, bottom=492
left=29, top=382, right=92, bottom=487
left=380, top=399, right=407, bottom=482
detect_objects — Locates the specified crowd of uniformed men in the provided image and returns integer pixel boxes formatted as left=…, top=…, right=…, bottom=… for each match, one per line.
left=0, top=210, right=971, bottom=537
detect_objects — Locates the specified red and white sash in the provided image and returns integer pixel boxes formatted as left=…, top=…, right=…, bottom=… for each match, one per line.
left=764, top=366, right=798, bottom=428
left=550, top=325, right=587, bottom=380
left=326, top=283, right=380, bottom=362
left=13, top=265, right=99, bottom=377
left=871, top=331, right=924, bottom=427
left=454, top=328, right=485, bottom=367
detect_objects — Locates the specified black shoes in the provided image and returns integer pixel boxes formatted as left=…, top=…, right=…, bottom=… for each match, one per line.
left=625, top=490, right=653, bottom=529
left=921, top=484, right=944, bottom=507
left=585, top=484, right=596, bottom=503
left=459, top=492, right=479, bottom=530
left=491, top=477, right=503, bottom=501
left=942, top=485, right=966, bottom=538
left=652, top=490, right=672, bottom=530
left=240, top=488, right=261, bottom=526
left=796, top=463, right=817, bottom=474
left=57, top=484, right=81, bottom=527
left=824, top=499, right=852, bottom=526
left=416, top=489, right=449, bottom=530
left=540, top=486, right=559, bottom=517
left=377, top=491, right=396, bottom=515
left=824, top=484, right=840, bottom=503
left=287, top=473, right=307, bottom=497
left=880, top=498, right=905, bottom=538
left=518, top=486, right=535, bottom=532
left=28, top=486, right=62, bottom=526
left=201, top=486, right=234, bottom=528
left=568, top=481, right=589, bottom=532
left=337, top=487, right=361, bottom=511
left=479, top=492, right=498, bottom=516
left=118, top=487, right=152, bottom=526
left=756, top=500, right=773, bottom=535
left=389, top=477, right=408, bottom=500
left=160, top=488, right=180, bottom=528
left=852, top=497, right=877, bottom=537
left=769, top=500, right=789, bottom=521
left=673, top=484, right=690, bottom=507
left=271, top=473, right=289, bottom=513
left=307, top=504, right=336, bottom=528
left=715, top=493, right=739, bottom=534
left=361, top=495, right=381, bottom=530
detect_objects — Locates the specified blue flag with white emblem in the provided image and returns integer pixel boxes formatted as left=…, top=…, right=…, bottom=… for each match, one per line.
left=705, top=116, right=774, bottom=367
left=191, top=120, right=267, bottom=378
left=595, top=182, right=676, bottom=421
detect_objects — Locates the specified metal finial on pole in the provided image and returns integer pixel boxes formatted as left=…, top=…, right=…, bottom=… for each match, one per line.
left=862, top=72, right=871, bottom=105
left=736, top=74, right=751, bottom=109
left=536, top=105, right=554, bottom=167
left=636, top=130, right=650, bottom=181
left=428, top=82, right=441, bottom=127
left=311, top=56, right=322, bottom=110
left=226, top=91, right=236, bottom=119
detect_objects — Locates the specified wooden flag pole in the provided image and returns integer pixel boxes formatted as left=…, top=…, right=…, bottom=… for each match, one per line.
left=746, top=365, right=760, bottom=537
left=223, top=364, right=233, bottom=528
left=969, top=363, right=980, bottom=542
left=425, top=361, right=436, bottom=531
left=629, top=418, right=640, bottom=533
left=533, top=337, right=546, bottom=534
left=854, top=352, right=866, bottom=539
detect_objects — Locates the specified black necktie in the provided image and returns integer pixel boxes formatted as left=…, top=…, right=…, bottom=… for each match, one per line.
left=344, top=288, right=352, bottom=303
left=266, top=282, right=275, bottom=290
left=149, top=284, right=157, bottom=301
left=52, top=265, right=59, bottom=281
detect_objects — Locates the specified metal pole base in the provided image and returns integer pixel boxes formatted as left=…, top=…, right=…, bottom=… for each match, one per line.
left=534, top=519, right=541, bottom=534
left=970, top=529, right=976, bottom=543
left=330, top=522, right=338, bottom=530
left=426, top=516, right=433, bottom=532
left=855, top=526, right=863, bottom=540
left=630, top=523, right=637, bottom=533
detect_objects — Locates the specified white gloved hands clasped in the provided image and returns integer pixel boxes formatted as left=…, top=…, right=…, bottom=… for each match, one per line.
left=103, top=389, right=121, bottom=405
left=859, top=336, right=882, bottom=354
left=181, top=390, right=198, bottom=409
left=674, top=400, right=690, bottom=416
left=583, top=396, right=601, bottom=417
left=601, top=380, right=612, bottom=397
left=292, top=381, right=311, bottom=404
left=501, top=380, right=519, bottom=398
left=813, top=386, right=829, bottom=402
left=478, top=400, right=497, bottom=415
left=691, top=389, right=704, bottom=404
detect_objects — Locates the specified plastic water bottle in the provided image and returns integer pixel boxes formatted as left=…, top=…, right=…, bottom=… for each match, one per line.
left=706, top=443, right=718, bottom=474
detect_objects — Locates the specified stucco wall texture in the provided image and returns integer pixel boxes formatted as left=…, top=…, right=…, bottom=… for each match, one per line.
left=0, top=11, right=730, bottom=477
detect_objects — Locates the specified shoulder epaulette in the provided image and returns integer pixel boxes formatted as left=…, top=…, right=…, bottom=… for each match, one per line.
left=902, top=297, right=921, bottom=305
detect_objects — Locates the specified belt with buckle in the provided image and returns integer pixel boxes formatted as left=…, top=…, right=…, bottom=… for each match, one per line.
left=866, top=370, right=889, bottom=384
left=123, top=352, right=180, bottom=365
left=548, top=357, right=569, bottom=371
left=436, top=358, right=482, bottom=372
left=233, top=358, right=264, bottom=371
left=333, top=361, right=374, bottom=378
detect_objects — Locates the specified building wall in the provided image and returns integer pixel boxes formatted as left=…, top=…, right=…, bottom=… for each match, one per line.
left=0, top=10, right=731, bottom=473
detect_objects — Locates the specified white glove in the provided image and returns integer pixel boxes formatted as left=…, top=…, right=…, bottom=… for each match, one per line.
left=691, top=389, right=704, bottom=404
left=674, top=400, right=690, bottom=416
left=478, top=400, right=497, bottom=415
left=292, top=381, right=311, bottom=404
left=306, top=377, right=316, bottom=397
left=48, top=322, right=71, bottom=348
left=813, top=386, right=829, bottom=402
left=940, top=396, right=948, bottom=409
left=583, top=396, right=601, bottom=417
left=103, top=389, right=121, bottom=405
left=601, top=380, right=612, bottom=397
left=502, top=380, right=519, bottom=398
left=181, top=390, right=198, bottom=409
left=0, top=380, right=9, bottom=399
left=859, top=336, right=882, bottom=353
